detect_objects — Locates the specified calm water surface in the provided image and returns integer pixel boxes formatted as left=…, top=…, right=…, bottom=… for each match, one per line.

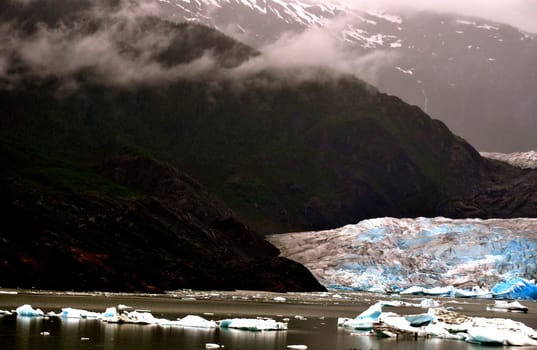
left=1, top=290, right=536, bottom=350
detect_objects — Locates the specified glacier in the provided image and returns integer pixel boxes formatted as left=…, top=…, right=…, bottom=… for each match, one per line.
left=268, top=217, right=537, bottom=296
left=480, top=151, right=537, bottom=169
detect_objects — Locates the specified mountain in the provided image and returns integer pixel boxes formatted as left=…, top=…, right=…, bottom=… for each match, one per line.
left=0, top=1, right=536, bottom=290
left=0, top=142, right=325, bottom=292
left=268, top=217, right=537, bottom=291
left=156, top=0, right=537, bottom=152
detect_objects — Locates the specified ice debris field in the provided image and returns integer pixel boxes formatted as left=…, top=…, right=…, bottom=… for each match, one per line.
left=4, top=299, right=537, bottom=347
left=269, top=217, right=537, bottom=299
left=338, top=301, right=537, bottom=346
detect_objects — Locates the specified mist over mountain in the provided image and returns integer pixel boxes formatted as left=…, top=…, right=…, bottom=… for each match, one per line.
left=154, top=0, right=537, bottom=152
left=1, top=0, right=536, bottom=292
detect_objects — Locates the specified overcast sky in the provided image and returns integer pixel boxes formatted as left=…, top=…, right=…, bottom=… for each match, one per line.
left=332, top=0, right=537, bottom=33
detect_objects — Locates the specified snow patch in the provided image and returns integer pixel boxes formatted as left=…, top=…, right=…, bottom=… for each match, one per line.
left=480, top=151, right=537, bottom=169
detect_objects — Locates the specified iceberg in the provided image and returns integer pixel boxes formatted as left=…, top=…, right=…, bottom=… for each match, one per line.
left=404, top=313, right=435, bottom=327
left=492, top=277, right=537, bottom=300
left=486, top=300, right=529, bottom=313
left=369, top=305, right=537, bottom=346
left=268, top=217, right=537, bottom=295
left=218, top=318, right=287, bottom=331
left=15, top=304, right=44, bottom=317
left=102, top=307, right=120, bottom=323
left=338, top=302, right=382, bottom=329
left=118, top=310, right=159, bottom=324
left=59, top=307, right=101, bottom=319
left=175, top=315, right=217, bottom=328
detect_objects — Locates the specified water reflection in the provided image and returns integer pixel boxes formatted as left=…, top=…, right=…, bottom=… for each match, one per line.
left=220, top=327, right=287, bottom=349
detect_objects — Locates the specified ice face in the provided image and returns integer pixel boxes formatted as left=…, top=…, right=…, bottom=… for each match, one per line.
left=268, top=217, right=537, bottom=292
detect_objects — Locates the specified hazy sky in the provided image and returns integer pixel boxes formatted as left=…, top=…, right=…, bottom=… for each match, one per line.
left=332, top=0, right=537, bottom=33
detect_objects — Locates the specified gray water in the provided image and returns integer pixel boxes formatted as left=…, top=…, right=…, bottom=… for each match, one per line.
left=1, top=290, right=536, bottom=350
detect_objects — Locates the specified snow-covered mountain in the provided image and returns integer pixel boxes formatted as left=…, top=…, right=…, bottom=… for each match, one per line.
left=268, top=217, right=537, bottom=291
left=157, top=0, right=537, bottom=152
left=481, top=151, right=537, bottom=169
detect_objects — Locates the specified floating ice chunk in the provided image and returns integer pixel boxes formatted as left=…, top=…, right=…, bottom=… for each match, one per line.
left=119, top=310, right=158, bottom=324
left=486, top=300, right=528, bottom=313
left=404, top=313, right=435, bottom=327
left=273, top=296, right=286, bottom=302
left=287, top=345, right=308, bottom=350
left=60, top=308, right=100, bottom=319
left=205, top=344, right=222, bottom=349
left=423, top=286, right=452, bottom=296
left=356, top=302, right=382, bottom=321
left=452, top=286, right=492, bottom=298
left=176, top=315, right=217, bottom=328
left=400, top=286, right=424, bottom=295
left=102, top=307, right=120, bottom=323
left=118, top=304, right=132, bottom=311
left=492, top=278, right=537, bottom=300
left=467, top=327, right=507, bottom=345
left=339, top=302, right=382, bottom=329
left=218, top=318, right=287, bottom=331
left=15, top=304, right=44, bottom=317
left=419, top=299, right=440, bottom=308
left=0, top=310, right=13, bottom=316
left=40, top=331, right=50, bottom=336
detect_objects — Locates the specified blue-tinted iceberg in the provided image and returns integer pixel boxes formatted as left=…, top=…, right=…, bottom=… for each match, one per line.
left=338, top=302, right=382, bottom=329
left=15, top=304, right=44, bottom=317
left=492, top=278, right=537, bottom=300
left=268, top=217, right=537, bottom=296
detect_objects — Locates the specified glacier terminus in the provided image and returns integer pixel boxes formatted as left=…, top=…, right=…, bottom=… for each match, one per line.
left=268, top=217, right=537, bottom=298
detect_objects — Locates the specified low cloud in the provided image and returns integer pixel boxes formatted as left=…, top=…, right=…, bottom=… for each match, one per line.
left=0, top=0, right=395, bottom=89
left=230, top=17, right=397, bottom=86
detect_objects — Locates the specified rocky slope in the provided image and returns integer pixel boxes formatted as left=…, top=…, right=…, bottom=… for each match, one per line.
left=0, top=144, right=324, bottom=292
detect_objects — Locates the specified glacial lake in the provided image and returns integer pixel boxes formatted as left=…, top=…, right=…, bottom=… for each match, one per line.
left=1, top=289, right=536, bottom=350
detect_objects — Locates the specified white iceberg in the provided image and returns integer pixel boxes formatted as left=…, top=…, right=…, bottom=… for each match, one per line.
left=338, top=302, right=382, bottom=329
left=118, top=310, right=159, bottom=324
left=102, top=307, right=120, bottom=323
left=175, top=315, right=217, bottom=328
left=486, top=300, right=528, bottom=313
left=15, top=304, right=44, bottom=317
left=59, top=307, right=101, bottom=319
left=218, top=318, right=287, bottom=331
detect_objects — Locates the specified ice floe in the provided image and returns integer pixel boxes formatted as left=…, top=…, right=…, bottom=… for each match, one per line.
left=486, top=300, right=528, bottom=313
left=339, top=303, right=537, bottom=346
left=219, top=318, right=288, bottom=331
left=175, top=315, right=218, bottom=328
